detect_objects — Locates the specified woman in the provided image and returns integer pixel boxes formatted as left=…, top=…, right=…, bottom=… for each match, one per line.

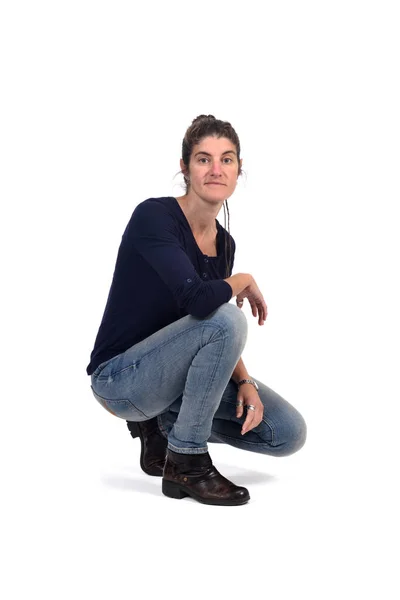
left=87, top=114, right=307, bottom=506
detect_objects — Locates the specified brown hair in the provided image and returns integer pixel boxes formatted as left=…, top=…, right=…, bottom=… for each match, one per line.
left=181, top=114, right=242, bottom=278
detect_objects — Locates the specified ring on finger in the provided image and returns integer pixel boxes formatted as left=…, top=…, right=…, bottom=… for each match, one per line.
left=247, top=404, right=256, bottom=411
left=236, top=401, right=244, bottom=407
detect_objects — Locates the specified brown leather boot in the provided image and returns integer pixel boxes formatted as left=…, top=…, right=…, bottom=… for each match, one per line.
left=162, top=449, right=250, bottom=506
left=126, top=418, right=167, bottom=477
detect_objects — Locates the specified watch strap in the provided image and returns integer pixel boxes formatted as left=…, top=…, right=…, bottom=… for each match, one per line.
left=237, top=378, right=258, bottom=390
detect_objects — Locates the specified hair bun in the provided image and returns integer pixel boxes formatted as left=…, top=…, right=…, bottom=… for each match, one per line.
left=192, top=114, right=216, bottom=124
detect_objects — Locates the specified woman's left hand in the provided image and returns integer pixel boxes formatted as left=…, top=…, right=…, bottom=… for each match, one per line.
left=236, top=383, right=264, bottom=435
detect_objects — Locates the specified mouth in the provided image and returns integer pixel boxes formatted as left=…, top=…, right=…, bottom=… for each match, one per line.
left=205, top=182, right=225, bottom=186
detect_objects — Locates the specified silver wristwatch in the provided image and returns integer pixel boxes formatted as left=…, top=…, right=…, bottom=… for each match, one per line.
left=237, top=378, right=259, bottom=391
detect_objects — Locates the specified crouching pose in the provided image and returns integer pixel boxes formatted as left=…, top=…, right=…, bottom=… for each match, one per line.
left=87, top=114, right=306, bottom=506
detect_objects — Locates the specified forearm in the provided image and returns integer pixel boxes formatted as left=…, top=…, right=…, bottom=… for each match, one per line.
left=231, top=356, right=251, bottom=384
left=223, top=273, right=253, bottom=297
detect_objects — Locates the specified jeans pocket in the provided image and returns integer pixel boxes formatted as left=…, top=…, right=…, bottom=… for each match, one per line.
left=90, top=386, right=149, bottom=421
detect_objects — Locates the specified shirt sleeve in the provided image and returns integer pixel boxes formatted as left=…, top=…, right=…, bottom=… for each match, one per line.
left=126, top=200, right=233, bottom=318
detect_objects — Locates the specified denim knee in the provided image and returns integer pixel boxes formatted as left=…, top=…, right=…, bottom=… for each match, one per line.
left=207, top=302, right=248, bottom=344
left=270, top=411, right=307, bottom=457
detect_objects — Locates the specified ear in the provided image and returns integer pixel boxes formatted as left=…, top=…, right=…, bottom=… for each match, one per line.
left=238, top=158, right=243, bottom=176
left=180, top=158, right=185, bottom=173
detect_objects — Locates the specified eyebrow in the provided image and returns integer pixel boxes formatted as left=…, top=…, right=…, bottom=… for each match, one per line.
left=194, top=150, right=237, bottom=157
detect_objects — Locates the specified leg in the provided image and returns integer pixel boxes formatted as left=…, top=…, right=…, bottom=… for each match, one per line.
left=91, top=303, right=251, bottom=504
left=90, top=303, right=248, bottom=454
left=160, top=377, right=307, bottom=457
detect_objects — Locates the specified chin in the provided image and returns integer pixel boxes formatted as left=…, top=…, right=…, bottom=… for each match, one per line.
left=202, top=186, right=229, bottom=202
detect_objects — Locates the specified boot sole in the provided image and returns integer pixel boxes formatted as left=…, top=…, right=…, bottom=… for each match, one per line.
left=162, top=479, right=250, bottom=506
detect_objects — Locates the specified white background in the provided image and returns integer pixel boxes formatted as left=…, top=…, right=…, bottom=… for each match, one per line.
left=1, top=1, right=399, bottom=598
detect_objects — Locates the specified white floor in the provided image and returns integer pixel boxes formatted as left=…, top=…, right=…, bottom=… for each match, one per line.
left=4, top=394, right=397, bottom=600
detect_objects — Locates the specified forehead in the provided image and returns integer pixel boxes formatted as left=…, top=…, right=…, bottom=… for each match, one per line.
left=192, top=135, right=237, bottom=156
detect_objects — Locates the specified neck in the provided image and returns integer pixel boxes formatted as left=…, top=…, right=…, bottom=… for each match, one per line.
left=175, top=192, right=223, bottom=237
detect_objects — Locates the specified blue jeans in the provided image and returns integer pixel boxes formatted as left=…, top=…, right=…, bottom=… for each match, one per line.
left=90, top=303, right=306, bottom=455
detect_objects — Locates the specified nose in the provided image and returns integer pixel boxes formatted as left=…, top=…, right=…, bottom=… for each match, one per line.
left=209, top=161, right=222, bottom=176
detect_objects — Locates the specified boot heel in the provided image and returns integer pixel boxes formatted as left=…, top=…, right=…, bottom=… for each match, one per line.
left=162, top=480, right=189, bottom=499
left=126, top=421, right=139, bottom=438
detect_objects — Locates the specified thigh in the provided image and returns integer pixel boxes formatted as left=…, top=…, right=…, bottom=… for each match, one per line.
left=90, top=303, right=246, bottom=421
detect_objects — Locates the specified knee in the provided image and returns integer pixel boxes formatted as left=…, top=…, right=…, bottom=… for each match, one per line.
left=209, top=302, right=248, bottom=341
left=273, top=411, right=307, bottom=457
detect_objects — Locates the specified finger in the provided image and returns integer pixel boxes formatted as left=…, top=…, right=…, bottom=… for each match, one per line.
left=246, top=413, right=263, bottom=432
left=241, top=409, right=255, bottom=435
left=242, top=406, right=264, bottom=434
left=249, top=300, right=263, bottom=323
left=259, top=303, right=268, bottom=325
left=248, top=299, right=257, bottom=318
left=236, top=399, right=244, bottom=418
left=236, top=404, right=244, bottom=419
left=257, top=305, right=266, bottom=325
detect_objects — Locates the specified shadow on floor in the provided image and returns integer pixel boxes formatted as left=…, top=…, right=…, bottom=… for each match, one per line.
left=101, top=462, right=276, bottom=495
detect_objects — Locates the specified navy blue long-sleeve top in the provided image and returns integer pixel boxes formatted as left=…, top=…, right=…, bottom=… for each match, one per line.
left=86, top=196, right=235, bottom=375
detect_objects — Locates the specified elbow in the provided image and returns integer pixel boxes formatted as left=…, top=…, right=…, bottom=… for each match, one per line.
left=187, top=300, right=225, bottom=320
left=178, top=280, right=230, bottom=319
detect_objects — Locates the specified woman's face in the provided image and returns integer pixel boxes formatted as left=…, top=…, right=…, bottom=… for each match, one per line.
left=181, top=135, right=242, bottom=203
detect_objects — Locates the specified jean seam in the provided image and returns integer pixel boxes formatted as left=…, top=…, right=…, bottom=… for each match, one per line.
left=157, top=415, right=169, bottom=440
left=210, top=431, right=276, bottom=450
left=261, top=417, right=276, bottom=446
left=91, top=387, right=150, bottom=419
left=188, top=325, right=225, bottom=441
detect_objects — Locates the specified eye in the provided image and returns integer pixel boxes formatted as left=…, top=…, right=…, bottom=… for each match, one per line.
left=223, top=157, right=233, bottom=164
left=198, top=157, right=209, bottom=163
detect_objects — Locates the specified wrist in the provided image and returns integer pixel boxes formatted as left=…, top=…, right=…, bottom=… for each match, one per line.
left=237, top=378, right=259, bottom=391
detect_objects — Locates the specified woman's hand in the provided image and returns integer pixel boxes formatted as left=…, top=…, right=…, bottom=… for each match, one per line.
left=236, top=277, right=268, bottom=326
left=236, top=383, right=264, bottom=435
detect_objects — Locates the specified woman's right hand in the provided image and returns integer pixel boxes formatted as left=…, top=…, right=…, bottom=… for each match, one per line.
left=236, top=276, right=268, bottom=325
